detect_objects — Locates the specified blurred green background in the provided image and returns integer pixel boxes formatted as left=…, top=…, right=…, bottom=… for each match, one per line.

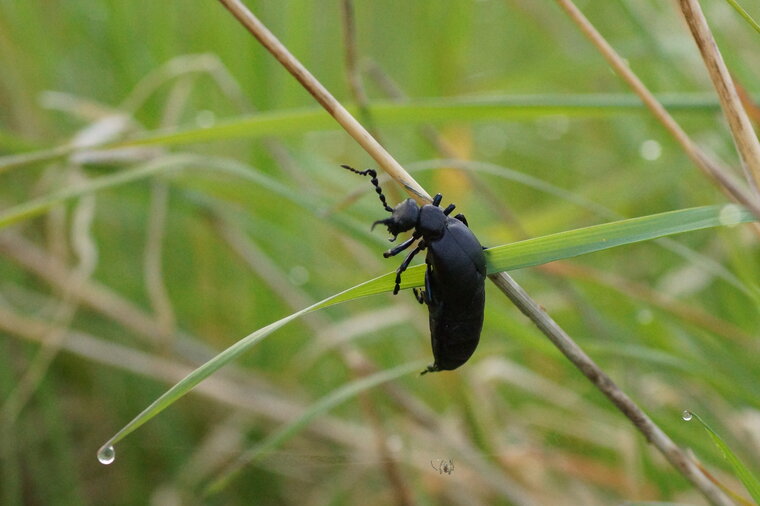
left=1, top=0, right=759, bottom=504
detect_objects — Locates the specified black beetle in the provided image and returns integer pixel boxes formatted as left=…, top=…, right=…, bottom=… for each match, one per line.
left=342, top=165, right=486, bottom=374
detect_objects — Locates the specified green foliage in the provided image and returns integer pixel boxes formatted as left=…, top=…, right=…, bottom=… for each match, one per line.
left=687, top=411, right=760, bottom=505
left=99, top=205, right=755, bottom=459
left=1, top=1, right=759, bottom=505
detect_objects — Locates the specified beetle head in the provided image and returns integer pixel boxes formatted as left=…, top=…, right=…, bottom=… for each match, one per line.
left=372, top=198, right=419, bottom=240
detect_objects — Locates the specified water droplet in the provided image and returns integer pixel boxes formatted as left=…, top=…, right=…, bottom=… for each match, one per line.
left=477, top=124, right=509, bottom=157
left=682, top=410, right=693, bottom=421
left=97, top=445, right=115, bottom=465
left=636, top=309, right=654, bottom=325
left=718, top=204, right=743, bottom=227
left=288, top=265, right=310, bottom=286
left=385, top=434, right=404, bottom=454
left=536, top=115, right=569, bottom=141
left=639, top=139, right=662, bottom=161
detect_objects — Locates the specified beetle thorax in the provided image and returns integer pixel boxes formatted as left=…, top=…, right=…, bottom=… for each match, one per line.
left=417, top=205, right=446, bottom=239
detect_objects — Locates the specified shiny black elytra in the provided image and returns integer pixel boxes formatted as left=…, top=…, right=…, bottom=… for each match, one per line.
left=342, top=165, right=486, bottom=374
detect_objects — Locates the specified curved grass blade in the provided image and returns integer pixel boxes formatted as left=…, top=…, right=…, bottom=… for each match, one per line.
left=95, top=273, right=420, bottom=459
left=114, top=94, right=724, bottom=149
left=484, top=204, right=755, bottom=274
left=204, top=360, right=425, bottom=495
left=0, top=93, right=725, bottom=171
left=403, top=159, right=755, bottom=299
left=107, top=94, right=725, bottom=150
left=0, top=153, right=362, bottom=237
left=11, top=155, right=750, bottom=299
left=0, top=145, right=76, bottom=175
left=0, top=153, right=388, bottom=264
left=0, top=154, right=197, bottom=228
left=98, top=204, right=756, bottom=459
left=686, top=411, right=760, bottom=504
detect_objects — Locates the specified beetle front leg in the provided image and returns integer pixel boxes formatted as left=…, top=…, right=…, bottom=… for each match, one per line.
left=383, top=232, right=419, bottom=258
left=393, top=240, right=426, bottom=295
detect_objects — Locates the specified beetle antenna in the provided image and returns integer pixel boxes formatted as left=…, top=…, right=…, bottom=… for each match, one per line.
left=341, top=164, right=394, bottom=213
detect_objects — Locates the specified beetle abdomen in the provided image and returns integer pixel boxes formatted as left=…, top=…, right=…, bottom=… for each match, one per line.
left=428, top=291, right=485, bottom=370
left=424, top=217, right=486, bottom=372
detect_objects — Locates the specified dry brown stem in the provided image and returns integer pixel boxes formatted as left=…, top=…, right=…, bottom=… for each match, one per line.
left=217, top=0, right=430, bottom=204
left=678, top=0, right=760, bottom=194
left=556, top=0, right=760, bottom=221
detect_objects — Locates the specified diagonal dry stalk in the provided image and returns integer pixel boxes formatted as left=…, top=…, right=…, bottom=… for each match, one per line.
left=216, top=0, right=429, bottom=205
left=677, top=0, right=760, bottom=194
left=489, top=274, right=734, bottom=506
left=215, top=1, right=736, bottom=504
left=555, top=0, right=760, bottom=223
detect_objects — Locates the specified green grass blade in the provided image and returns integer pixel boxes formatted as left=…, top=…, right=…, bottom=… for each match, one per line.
left=15, top=157, right=746, bottom=300
left=0, top=154, right=197, bottom=228
left=95, top=272, right=417, bottom=458
left=110, top=94, right=723, bottom=149
left=724, top=0, right=760, bottom=35
left=0, top=145, right=75, bottom=174
left=97, top=305, right=314, bottom=459
left=687, top=411, right=760, bottom=504
left=0, top=93, right=726, bottom=171
left=484, top=204, right=755, bottom=274
left=405, top=159, right=755, bottom=298
left=204, top=360, right=425, bottom=495
left=0, top=153, right=340, bottom=231
left=97, top=204, right=756, bottom=459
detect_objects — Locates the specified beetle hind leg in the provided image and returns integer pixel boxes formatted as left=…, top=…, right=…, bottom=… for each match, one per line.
left=420, top=362, right=440, bottom=375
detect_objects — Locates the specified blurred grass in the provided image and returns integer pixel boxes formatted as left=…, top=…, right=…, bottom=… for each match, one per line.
left=687, top=411, right=760, bottom=505
left=1, top=1, right=759, bottom=505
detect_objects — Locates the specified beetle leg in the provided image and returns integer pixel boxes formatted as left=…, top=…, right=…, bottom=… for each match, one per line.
left=453, top=213, right=469, bottom=227
left=442, top=203, right=456, bottom=216
left=392, top=240, right=426, bottom=295
left=412, top=283, right=430, bottom=305
left=383, top=233, right=419, bottom=258
left=411, top=262, right=432, bottom=304
left=432, top=193, right=443, bottom=207
left=420, top=362, right=439, bottom=375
